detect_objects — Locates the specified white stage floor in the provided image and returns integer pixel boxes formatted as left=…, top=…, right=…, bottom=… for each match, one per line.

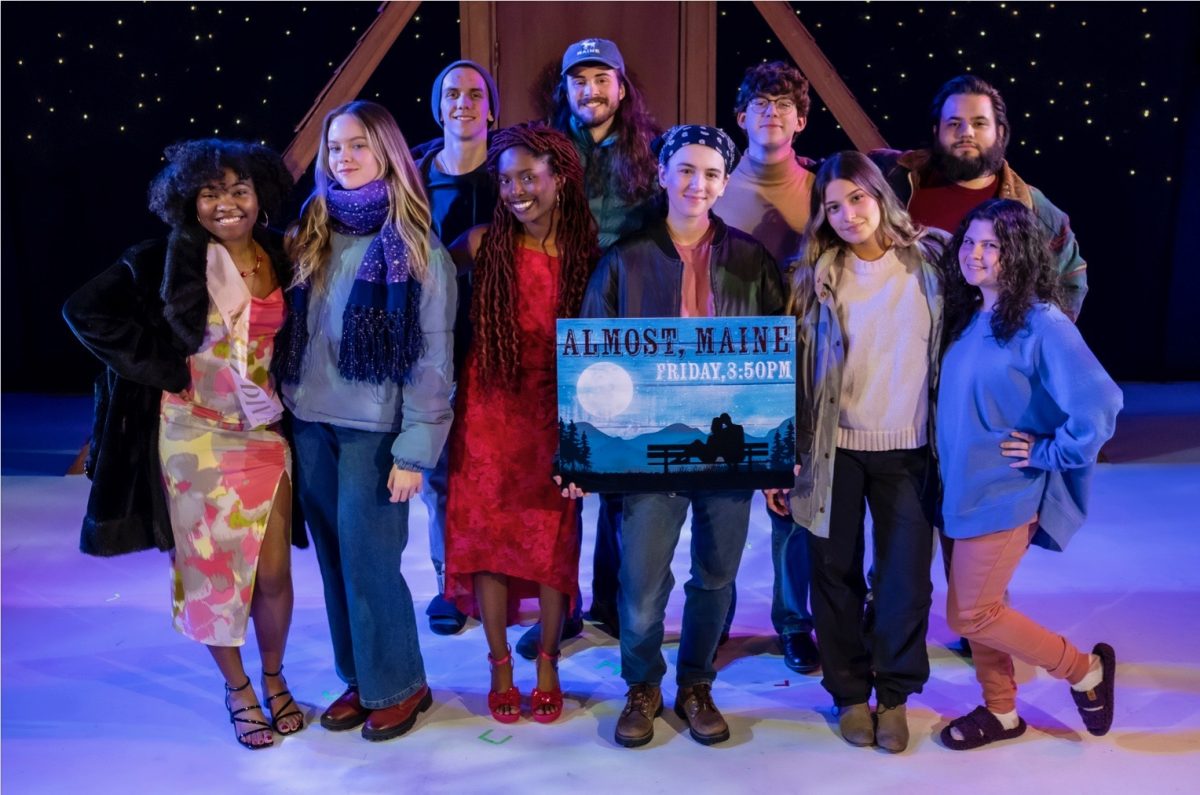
left=3, top=457, right=1199, bottom=794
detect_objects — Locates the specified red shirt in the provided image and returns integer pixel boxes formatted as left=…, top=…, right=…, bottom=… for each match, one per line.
left=907, top=172, right=998, bottom=235
left=673, top=225, right=717, bottom=318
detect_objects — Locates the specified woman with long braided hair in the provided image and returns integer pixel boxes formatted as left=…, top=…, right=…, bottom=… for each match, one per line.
left=443, top=122, right=598, bottom=724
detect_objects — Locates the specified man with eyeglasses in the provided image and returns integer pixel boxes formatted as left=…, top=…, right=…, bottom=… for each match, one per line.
left=713, top=60, right=820, bottom=676
left=716, top=62, right=817, bottom=269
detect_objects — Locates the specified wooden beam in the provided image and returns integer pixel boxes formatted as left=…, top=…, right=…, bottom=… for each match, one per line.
left=459, top=0, right=496, bottom=74
left=282, top=1, right=422, bottom=179
left=678, top=1, right=717, bottom=125
left=752, top=0, right=887, bottom=152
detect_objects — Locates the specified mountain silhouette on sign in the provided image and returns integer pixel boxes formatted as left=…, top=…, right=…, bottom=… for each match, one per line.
left=562, top=417, right=795, bottom=473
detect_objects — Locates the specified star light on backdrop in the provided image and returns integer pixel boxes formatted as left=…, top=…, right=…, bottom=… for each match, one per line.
left=8, top=2, right=458, bottom=155
left=2, top=1, right=1197, bottom=389
left=716, top=3, right=1187, bottom=187
left=8, top=3, right=1189, bottom=183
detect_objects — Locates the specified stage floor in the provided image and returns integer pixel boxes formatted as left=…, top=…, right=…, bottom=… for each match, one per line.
left=3, top=389, right=1199, bottom=793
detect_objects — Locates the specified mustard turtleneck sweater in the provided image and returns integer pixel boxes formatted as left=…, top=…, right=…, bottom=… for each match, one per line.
left=713, top=152, right=815, bottom=271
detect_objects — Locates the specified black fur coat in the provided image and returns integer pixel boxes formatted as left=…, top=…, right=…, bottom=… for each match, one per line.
left=62, top=229, right=307, bottom=556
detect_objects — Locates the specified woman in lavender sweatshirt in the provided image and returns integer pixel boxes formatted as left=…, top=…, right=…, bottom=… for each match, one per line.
left=936, top=199, right=1122, bottom=750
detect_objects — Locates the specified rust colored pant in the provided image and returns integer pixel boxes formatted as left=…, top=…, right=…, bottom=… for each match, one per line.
left=946, top=520, right=1091, bottom=713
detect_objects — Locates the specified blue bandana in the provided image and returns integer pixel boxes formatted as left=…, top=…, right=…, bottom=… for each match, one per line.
left=656, top=125, right=740, bottom=174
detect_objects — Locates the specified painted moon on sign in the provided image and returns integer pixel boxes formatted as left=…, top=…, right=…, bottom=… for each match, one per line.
left=575, top=362, right=635, bottom=419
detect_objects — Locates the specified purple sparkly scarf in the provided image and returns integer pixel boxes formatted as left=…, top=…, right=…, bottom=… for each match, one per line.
left=280, top=179, right=424, bottom=384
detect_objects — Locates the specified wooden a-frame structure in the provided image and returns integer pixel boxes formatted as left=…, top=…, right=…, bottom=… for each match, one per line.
left=69, top=1, right=885, bottom=474
left=280, top=0, right=887, bottom=180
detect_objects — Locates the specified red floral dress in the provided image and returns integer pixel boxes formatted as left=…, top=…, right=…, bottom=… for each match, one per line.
left=444, top=246, right=580, bottom=622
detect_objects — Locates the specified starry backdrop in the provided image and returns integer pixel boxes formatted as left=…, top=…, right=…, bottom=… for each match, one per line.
left=3, top=1, right=1198, bottom=392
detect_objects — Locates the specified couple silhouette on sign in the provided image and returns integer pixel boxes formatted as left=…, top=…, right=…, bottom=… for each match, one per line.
left=674, top=413, right=746, bottom=465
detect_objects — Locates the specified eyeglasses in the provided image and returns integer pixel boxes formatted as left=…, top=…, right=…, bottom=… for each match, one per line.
left=747, top=97, right=797, bottom=114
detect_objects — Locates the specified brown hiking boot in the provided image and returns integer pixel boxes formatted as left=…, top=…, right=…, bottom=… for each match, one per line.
left=674, top=682, right=730, bottom=745
left=615, top=684, right=662, bottom=748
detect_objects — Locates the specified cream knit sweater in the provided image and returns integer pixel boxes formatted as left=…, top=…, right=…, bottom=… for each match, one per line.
left=831, top=248, right=931, bottom=451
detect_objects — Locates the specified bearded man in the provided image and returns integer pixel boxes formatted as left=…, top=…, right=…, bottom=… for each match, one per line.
left=872, top=75, right=1086, bottom=318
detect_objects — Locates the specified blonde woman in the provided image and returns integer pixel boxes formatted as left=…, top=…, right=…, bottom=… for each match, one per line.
left=279, top=100, right=456, bottom=741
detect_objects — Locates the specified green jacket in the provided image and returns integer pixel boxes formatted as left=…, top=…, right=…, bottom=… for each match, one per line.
left=871, top=148, right=1087, bottom=320
left=567, top=117, right=657, bottom=250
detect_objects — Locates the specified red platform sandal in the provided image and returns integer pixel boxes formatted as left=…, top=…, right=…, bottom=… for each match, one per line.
left=488, top=646, right=521, bottom=724
left=531, top=646, right=564, bottom=724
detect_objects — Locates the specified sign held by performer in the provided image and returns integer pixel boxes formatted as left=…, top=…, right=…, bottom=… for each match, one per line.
left=556, top=316, right=796, bottom=492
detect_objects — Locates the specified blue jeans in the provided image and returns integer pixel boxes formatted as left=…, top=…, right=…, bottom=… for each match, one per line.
left=293, top=419, right=427, bottom=709
left=722, top=506, right=813, bottom=637
left=419, top=441, right=450, bottom=586
left=618, top=490, right=752, bottom=687
left=769, top=506, right=814, bottom=637
left=590, top=493, right=623, bottom=612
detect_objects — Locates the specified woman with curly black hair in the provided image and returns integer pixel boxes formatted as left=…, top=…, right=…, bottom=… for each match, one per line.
left=442, top=122, right=598, bottom=724
left=63, top=138, right=304, bottom=750
left=936, top=199, right=1122, bottom=750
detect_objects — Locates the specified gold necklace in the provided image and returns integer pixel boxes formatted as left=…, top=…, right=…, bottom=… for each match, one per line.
left=238, top=244, right=263, bottom=278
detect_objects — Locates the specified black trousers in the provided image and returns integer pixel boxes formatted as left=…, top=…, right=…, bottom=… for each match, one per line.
left=808, top=447, right=935, bottom=709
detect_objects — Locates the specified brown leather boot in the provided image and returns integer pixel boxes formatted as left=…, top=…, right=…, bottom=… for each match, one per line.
left=319, top=686, right=371, bottom=731
left=614, top=684, right=662, bottom=748
left=674, top=683, right=730, bottom=745
left=361, top=685, right=434, bottom=742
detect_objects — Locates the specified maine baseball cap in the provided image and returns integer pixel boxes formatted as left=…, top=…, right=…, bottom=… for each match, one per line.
left=561, top=38, right=625, bottom=75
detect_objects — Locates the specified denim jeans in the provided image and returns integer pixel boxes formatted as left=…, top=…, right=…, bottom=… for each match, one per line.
left=419, top=441, right=450, bottom=587
left=769, top=506, right=814, bottom=637
left=590, top=493, right=624, bottom=612
left=293, top=418, right=428, bottom=709
left=618, top=490, right=752, bottom=687
left=720, top=506, right=811, bottom=638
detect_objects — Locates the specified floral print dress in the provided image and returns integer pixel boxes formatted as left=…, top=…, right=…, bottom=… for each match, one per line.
left=159, top=281, right=289, bottom=647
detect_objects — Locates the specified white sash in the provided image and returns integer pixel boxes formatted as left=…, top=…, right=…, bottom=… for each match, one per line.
left=206, top=243, right=284, bottom=428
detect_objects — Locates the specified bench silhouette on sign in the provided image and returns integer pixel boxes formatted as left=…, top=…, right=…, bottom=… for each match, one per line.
left=646, top=442, right=770, bottom=473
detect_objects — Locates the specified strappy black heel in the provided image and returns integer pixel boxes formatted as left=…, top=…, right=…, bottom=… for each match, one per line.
left=261, top=666, right=305, bottom=736
left=224, top=679, right=273, bottom=750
